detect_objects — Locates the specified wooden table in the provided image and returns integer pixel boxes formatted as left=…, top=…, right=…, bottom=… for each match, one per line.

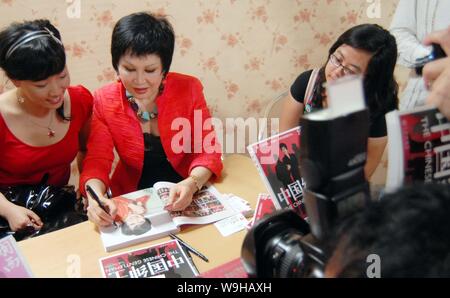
left=18, top=154, right=266, bottom=277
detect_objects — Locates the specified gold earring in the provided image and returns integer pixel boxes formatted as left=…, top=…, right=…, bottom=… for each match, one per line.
left=17, top=91, right=25, bottom=104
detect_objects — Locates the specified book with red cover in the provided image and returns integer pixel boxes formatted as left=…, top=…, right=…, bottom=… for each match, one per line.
left=247, top=193, right=276, bottom=229
left=199, top=258, right=248, bottom=278
left=247, top=127, right=307, bottom=218
left=386, top=106, right=450, bottom=190
left=99, top=239, right=198, bottom=278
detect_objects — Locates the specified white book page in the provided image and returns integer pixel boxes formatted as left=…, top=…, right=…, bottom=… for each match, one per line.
left=164, top=184, right=236, bottom=226
left=385, top=110, right=404, bottom=192
left=99, top=188, right=179, bottom=252
left=327, top=75, right=366, bottom=117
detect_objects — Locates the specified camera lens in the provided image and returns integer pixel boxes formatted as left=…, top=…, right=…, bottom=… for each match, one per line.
left=242, top=209, right=311, bottom=278
left=264, top=231, right=308, bottom=277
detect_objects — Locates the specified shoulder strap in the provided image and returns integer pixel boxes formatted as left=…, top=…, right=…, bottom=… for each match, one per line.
left=304, top=68, right=320, bottom=107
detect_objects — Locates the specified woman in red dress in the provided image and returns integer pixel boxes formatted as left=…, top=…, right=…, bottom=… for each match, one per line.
left=0, top=20, right=93, bottom=233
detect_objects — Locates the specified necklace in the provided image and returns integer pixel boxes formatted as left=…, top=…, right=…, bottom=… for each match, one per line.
left=125, top=91, right=158, bottom=122
left=17, top=91, right=56, bottom=138
left=27, top=111, right=56, bottom=138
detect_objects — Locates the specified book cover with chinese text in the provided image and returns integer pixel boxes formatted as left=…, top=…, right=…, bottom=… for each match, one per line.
left=247, top=127, right=307, bottom=218
left=99, top=239, right=197, bottom=278
left=386, top=106, right=450, bottom=190
left=0, top=235, right=33, bottom=278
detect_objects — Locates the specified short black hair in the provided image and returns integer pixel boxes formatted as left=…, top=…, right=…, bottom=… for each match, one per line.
left=327, top=184, right=450, bottom=277
left=0, top=19, right=65, bottom=81
left=280, top=143, right=288, bottom=150
left=121, top=218, right=152, bottom=236
left=111, top=12, right=175, bottom=74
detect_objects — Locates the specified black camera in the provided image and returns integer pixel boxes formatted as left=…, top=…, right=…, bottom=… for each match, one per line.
left=241, top=104, right=372, bottom=278
left=415, top=43, right=447, bottom=76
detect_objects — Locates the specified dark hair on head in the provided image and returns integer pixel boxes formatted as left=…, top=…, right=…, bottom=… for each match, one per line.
left=111, top=12, right=175, bottom=75
left=327, top=183, right=450, bottom=278
left=0, top=19, right=69, bottom=121
left=312, top=24, right=399, bottom=121
left=121, top=218, right=152, bottom=236
left=0, top=19, right=65, bottom=82
left=280, top=143, right=288, bottom=150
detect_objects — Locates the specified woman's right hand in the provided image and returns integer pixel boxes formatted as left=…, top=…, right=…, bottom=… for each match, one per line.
left=4, top=205, right=43, bottom=232
left=86, top=195, right=117, bottom=228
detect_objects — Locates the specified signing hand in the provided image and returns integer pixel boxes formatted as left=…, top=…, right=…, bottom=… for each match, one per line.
left=86, top=194, right=117, bottom=228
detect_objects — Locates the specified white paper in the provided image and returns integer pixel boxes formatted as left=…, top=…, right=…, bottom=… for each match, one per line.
left=327, top=75, right=366, bottom=117
left=214, top=213, right=249, bottom=237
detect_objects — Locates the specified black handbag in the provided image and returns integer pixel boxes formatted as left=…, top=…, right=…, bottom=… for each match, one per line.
left=0, top=173, right=87, bottom=241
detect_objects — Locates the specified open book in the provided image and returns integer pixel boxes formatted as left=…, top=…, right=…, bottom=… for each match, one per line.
left=99, top=239, right=198, bottom=278
left=100, top=182, right=235, bottom=252
left=247, top=127, right=307, bottom=219
left=385, top=106, right=450, bottom=191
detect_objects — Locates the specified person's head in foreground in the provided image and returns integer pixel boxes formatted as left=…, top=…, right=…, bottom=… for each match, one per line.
left=325, top=183, right=450, bottom=278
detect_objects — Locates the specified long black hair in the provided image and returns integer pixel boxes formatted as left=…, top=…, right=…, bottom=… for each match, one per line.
left=0, top=19, right=69, bottom=120
left=312, top=24, right=399, bottom=121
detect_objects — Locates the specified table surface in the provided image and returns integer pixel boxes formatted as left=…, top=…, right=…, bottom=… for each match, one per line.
left=18, top=154, right=267, bottom=277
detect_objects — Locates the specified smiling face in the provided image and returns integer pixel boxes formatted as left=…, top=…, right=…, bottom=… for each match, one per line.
left=325, top=44, right=373, bottom=82
left=117, top=53, right=165, bottom=101
left=14, top=66, right=70, bottom=109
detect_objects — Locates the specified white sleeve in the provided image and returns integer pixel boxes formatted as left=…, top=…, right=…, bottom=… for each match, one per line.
left=389, top=0, right=431, bottom=67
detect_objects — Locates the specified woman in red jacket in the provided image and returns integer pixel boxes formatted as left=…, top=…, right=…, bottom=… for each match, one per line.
left=80, top=12, right=223, bottom=227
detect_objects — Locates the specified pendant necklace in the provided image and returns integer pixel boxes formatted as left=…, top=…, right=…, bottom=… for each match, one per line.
left=17, top=91, right=56, bottom=138
left=125, top=90, right=158, bottom=122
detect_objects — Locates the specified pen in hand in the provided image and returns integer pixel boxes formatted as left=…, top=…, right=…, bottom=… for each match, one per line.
left=169, top=233, right=209, bottom=263
left=86, top=185, right=117, bottom=228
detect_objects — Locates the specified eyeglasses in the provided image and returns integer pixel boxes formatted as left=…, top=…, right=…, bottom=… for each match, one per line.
left=329, top=54, right=360, bottom=75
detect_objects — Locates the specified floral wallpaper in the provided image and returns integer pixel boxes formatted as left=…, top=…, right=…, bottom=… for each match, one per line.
left=0, top=0, right=402, bottom=153
left=0, top=0, right=400, bottom=113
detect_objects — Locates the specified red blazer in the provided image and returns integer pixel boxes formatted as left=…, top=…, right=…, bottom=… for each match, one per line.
left=80, top=72, right=222, bottom=196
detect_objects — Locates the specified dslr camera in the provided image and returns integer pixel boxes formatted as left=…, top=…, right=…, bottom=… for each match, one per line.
left=241, top=78, right=372, bottom=277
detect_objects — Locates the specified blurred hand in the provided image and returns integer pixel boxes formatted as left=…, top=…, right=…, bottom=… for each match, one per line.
left=164, top=179, right=197, bottom=212
left=86, top=195, right=117, bottom=228
left=423, top=26, right=450, bottom=119
left=4, top=205, right=43, bottom=232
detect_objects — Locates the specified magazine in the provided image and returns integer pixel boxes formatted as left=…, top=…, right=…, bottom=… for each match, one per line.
left=385, top=106, right=450, bottom=191
left=99, top=239, right=198, bottom=278
left=100, top=182, right=236, bottom=252
left=246, top=193, right=276, bottom=229
left=0, top=235, right=33, bottom=278
left=247, top=126, right=307, bottom=218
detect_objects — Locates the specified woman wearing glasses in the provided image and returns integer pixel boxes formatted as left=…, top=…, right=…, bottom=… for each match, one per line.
left=280, top=24, right=398, bottom=178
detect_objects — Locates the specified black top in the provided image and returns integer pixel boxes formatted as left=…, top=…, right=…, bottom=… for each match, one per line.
left=290, top=69, right=388, bottom=138
left=138, top=133, right=183, bottom=190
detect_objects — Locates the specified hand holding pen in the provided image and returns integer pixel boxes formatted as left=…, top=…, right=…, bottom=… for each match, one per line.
left=86, top=185, right=117, bottom=228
